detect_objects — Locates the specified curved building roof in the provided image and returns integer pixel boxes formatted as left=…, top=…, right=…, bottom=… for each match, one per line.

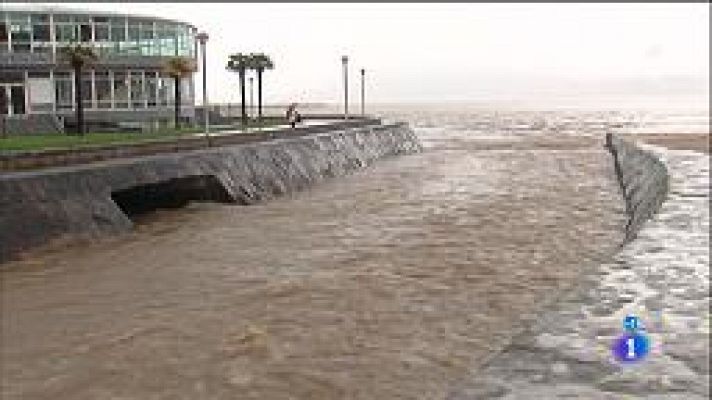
left=1, top=4, right=197, bottom=29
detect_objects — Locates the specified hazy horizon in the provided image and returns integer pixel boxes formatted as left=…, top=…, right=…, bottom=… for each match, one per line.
left=8, top=3, right=710, bottom=110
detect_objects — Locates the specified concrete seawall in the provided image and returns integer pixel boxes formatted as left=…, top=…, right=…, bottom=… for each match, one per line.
left=0, top=119, right=382, bottom=171
left=606, top=133, right=670, bottom=241
left=447, top=139, right=674, bottom=399
left=0, top=122, right=422, bottom=263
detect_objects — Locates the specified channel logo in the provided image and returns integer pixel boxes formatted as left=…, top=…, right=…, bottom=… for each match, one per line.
left=611, top=315, right=650, bottom=363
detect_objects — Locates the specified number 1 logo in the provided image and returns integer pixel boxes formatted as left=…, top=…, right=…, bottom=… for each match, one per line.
left=627, top=338, right=635, bottom=359
left=613, top=333, right=650, bottom=363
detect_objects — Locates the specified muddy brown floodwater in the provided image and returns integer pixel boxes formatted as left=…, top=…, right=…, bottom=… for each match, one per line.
left=1, top=129, right=627, bottom=399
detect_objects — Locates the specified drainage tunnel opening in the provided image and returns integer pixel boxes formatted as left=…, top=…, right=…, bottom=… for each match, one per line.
left=111, top=175, right=236, bottom=220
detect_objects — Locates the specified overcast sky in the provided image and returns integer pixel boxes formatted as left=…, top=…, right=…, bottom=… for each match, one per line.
left=18, top=3, right=711, bottom=107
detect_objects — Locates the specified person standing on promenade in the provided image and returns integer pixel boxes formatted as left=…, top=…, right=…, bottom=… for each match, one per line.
left=286, top=103, right=299, bottom=128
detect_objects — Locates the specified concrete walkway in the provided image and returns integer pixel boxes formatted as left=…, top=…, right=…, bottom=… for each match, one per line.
left=188, top=119, right=344, bottom=138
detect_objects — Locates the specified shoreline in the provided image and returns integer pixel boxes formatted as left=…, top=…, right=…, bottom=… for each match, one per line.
left=1, top=132, right=627, bottom=399
left=450, top=137, right=709, bottom=399
left=622, top=132, right=710, bottom=154
left=0, top=127, right=706, bottom=399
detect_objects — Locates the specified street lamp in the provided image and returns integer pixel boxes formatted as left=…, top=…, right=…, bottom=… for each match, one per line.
left=249, top=76, right=254, bottom=121
left=360, top=68, right=365, bottom=117
left=196, top=31, right=209, bottom=142
left=341, top=55, right=348, bottom=120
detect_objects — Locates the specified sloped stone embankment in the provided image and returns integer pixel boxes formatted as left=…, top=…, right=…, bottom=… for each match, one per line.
left=0, top=123, right=421, bottom=263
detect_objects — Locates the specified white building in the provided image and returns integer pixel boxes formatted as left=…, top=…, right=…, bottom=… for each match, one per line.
left=0, top=5, right=199, bottom=134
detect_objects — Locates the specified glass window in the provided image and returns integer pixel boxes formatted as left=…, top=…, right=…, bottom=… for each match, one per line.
left=55, top=24, right=76, bottom=42
left=110, top=41, right=121, bottom=55
left=138, top=22, right=154, bottom=56
left=53, top=15, right=72, bottom=23
left=81, top=71, right=93, bottom=108
left=130, top=71, right=144, bottom=108
left=95, top=24, right=109, bottom=41
left=93, top=16, right=108, bottom=23
left=140, top=22, right=153, bottom=40
left=175, top=29, right=186, bottom=56
left=127, top=24, right=140, bottom=54
left=128, top=23, right=140, bottom=41
left=32, top=24, right=50, bottom=41
left=28, top=71, right=49, bottom=78
left=0, top=71, right=24, bottom=83
left=113, top=72, right=129, bottom=108
left=158, top=75, right=172, bottom=106
left=12, top=43, right=31, bottom=53
left=79, top=24, right=92, bottom=42
left=31, top=14, right=49, bottom=23
left=188, top=29, right=196, bottom=57
left=94, top=42, right=113, bottom=56
left=95, top=71, right=111, bottom=108
left=10, top=23, right=32, bottom=42
left=179, top=28, right=192, bottom=57
left=181, top=77, right=192, bottom=105
left=33, top=43, right=52, bottom=54
left=145, top=72, right=157, bottom=107
left=120, top=40, right=138, bottom=55
left=10, top=14, right=29, bottom=24
left=55, top=73, right=73, bottom=110
left=157, top=25, right=176, bottom=56
left=0, top=22, right=8, bottom=43
left=150, top=34, right=160, bottom=56
left=110, top=23, right=125, bottom=42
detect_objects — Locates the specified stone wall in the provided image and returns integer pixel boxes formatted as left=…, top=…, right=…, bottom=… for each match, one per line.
left=606, top=133, right=669, bottom=241
left=1, top=114, right=65, bottom=136
left=0, top=122, right=422, bottom=263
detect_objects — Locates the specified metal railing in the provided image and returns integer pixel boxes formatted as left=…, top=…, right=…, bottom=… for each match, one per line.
left=194, top=103, right=342, bottom=119
left=193, top=103, right=375, bottom=127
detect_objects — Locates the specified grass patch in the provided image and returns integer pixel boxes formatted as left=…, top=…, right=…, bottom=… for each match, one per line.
left=0, top=121, right=283, bottom=152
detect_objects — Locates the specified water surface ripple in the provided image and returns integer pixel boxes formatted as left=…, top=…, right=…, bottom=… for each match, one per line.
left=2, top=118, right=629, bottom=399
left=451, top=145, right=709, bottom=399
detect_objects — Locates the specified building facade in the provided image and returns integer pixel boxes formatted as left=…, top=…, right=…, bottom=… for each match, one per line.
left=0, top=5, right=198, bottom=133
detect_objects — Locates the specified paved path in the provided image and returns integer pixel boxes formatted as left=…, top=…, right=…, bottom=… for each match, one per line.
left=451, top=145, right=709, bottom=399
left=196, top=119, right=340, bottom=137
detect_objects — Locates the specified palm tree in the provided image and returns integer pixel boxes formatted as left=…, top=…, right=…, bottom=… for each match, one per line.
left=162, top=57, right=196, bottom=129
left=226, top=53, right=252, bottom=126
left=249, top=53, right=274, bottom=122
left=59, top=43, right=98, bottom=135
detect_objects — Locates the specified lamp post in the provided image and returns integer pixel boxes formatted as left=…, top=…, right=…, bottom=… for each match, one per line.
left=360, top=68, right=365, bottom=117
left=196, top=31, right=209, bottom=143
left=249, top=76, right=254, bottom=122
left=341, top=55, right=348, bottom=120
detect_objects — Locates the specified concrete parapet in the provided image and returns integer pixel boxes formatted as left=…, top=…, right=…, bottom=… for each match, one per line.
left=0, top=118, right=383, bottom=171
left=0, top=121, right=421, bottom=264
left=606, top=133, right=669, bottom=241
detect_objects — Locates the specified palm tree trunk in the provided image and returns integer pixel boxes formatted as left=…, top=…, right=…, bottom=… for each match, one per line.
left=74, top=66, right=84, bottom=136
left=240, top=70, right=247, bottom=126
left=257, top=68, right=263, bottom=122
left=174, top=77, right=181, bottom=129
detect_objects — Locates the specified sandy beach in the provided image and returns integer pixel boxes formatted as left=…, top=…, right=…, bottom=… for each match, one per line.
left=624, top=133, right=710, bottom=154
